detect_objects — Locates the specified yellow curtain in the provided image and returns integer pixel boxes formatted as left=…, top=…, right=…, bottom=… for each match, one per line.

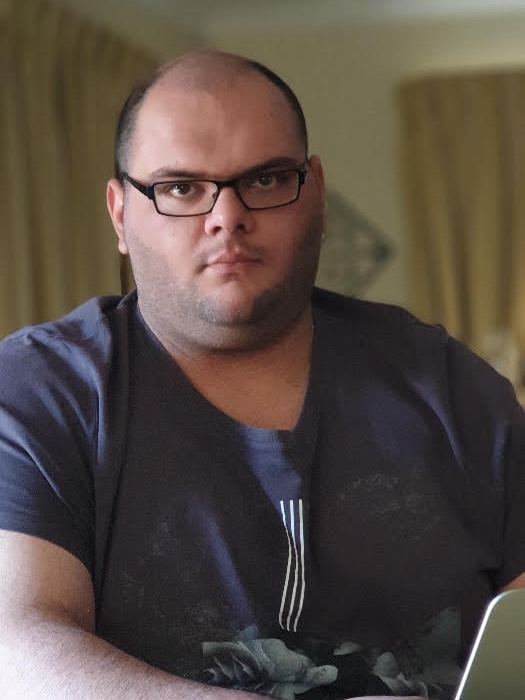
left=399, top=70, right=525, bottom=385
left=0, top=0, right=156, bottom=338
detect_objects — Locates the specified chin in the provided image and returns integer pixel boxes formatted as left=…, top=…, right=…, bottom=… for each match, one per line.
left=196, top=300, right=263, bottom=327
left=199, top=283, right=310, bottom=333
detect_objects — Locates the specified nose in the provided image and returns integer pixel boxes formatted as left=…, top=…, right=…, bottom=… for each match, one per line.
left=203, top=185, right=255, bottom=237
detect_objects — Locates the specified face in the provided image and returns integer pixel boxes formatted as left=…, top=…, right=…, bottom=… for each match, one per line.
left=107, top=71, right=326, bottom=353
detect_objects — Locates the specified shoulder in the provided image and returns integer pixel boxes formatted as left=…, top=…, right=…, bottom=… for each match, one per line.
left=0, top=294, right=133, bottom=364
left=312, top=286, right=437, bottom=330
left=312, top=286, right=448, bottom=358
left=0, top=293, right=136, bottom=409
left=311, top=287, right=518, bottom=411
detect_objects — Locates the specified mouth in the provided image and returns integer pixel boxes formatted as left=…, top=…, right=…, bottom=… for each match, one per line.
left=204, top=249, right=261, bottom=273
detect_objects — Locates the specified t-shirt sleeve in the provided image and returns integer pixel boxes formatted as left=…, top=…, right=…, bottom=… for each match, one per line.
left=445, top=335, right=525, bottom=589
left=499, top=398, right=525, bottom=587
left=0, top=331, right=96, bottom=573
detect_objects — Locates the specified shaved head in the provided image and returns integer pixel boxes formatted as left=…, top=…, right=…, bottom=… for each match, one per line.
left=114, top=49, right=308, bottom=178
left=155, top=50, right=259, bottom=92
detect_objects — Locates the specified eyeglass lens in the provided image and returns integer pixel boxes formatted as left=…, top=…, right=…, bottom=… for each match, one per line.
left=153, top=170, right=302, bottom=216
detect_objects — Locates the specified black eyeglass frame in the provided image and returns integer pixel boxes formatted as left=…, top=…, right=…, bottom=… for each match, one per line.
left=120, top=165, right=309, bottom=217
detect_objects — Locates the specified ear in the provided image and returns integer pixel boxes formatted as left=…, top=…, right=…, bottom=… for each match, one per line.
left=308, top=155, right=327, bottom=230
left=106, top=178, right=128, bottom=255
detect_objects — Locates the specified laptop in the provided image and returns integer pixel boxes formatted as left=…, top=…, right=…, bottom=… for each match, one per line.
left=454, top=587, right=525, bottom=700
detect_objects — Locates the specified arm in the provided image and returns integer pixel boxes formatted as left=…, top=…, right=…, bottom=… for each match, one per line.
left=0, top=530, right=426, bottom=700
left=0, top=530, right=256, bottom=699
left=501, top=571, right=525, bottom=591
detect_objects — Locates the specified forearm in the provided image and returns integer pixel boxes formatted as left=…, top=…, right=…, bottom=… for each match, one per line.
left=0, top=618, right=255, bottom=700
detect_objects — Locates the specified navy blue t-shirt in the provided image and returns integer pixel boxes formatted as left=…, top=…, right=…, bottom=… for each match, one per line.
left=1, top=288, right=525, bottom=699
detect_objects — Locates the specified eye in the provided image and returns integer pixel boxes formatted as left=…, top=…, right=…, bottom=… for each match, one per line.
left=155, top=181, right=205, bottom=200
left=254, top=173, right=279, bottom=188
left=168, top=182, right=195, bottom=197
left=246, top=171, right=290, bottom=190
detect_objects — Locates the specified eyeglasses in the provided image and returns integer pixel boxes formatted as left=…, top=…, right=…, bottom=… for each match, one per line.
left=120, top=165, right=309, bottom=217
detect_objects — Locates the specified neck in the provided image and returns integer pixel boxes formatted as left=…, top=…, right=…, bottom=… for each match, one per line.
left=159, top=307, right=314, bottom=430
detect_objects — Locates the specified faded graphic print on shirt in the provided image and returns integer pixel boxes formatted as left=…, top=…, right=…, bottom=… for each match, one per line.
left=202, top=607, right=461, bottom=700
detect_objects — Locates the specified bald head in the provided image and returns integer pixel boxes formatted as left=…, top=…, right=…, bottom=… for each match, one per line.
left=114, top=50, right=308, bottom=178
left=155, top=50, right=262, bottom=92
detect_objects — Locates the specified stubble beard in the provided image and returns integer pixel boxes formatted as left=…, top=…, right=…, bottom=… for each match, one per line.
left=129, top=219, right=323, bottom=352
left=178, top=227, right=322, bottom=348
left=157, top=260, right=316, bottom=351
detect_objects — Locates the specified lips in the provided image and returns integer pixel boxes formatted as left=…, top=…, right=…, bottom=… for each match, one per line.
left=209, top=253, right=256, bottom=265
left=205, top=248, right=260, bottom=269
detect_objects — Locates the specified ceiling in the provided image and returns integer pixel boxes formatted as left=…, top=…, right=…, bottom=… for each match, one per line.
left=51, top=0, right=525, bottom=55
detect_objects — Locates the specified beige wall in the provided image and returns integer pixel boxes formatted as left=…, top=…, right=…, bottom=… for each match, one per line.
left=205, top=13, right=525, bottom=308
left=8, top=2, right=525, bottom=310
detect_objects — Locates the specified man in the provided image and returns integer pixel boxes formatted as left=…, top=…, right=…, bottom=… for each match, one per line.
left=0, top=49, right=524, bottom=700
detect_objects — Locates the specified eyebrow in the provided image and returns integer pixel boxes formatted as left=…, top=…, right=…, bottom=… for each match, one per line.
left=148, top=156, right=307, bottom=182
